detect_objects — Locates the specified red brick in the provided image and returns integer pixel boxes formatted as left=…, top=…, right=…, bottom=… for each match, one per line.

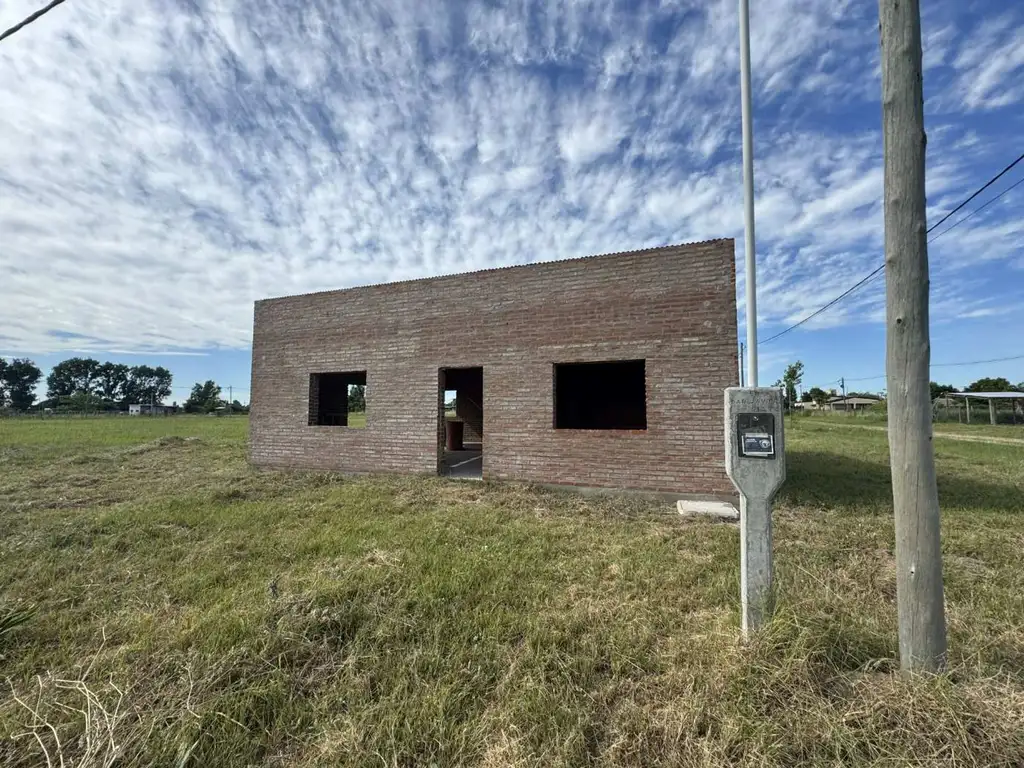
left=250, top=240, right=738, bottom=497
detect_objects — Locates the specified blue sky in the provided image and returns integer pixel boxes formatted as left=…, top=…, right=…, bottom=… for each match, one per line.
left=2, top=0, right=1023, bottom=403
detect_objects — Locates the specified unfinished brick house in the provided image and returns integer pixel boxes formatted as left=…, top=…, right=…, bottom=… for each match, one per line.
left=250, top=239, right=738, bottom=498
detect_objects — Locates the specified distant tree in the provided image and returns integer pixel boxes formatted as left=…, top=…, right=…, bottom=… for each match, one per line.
left=152, top=367, right=173, bottom=403
left=41, top=357, right=175, bottom=408
left=120, top=369, right=142, bottom=405
left=966, top=377, right=1013, bottom=393
left=930, top=382, right=957, bottom=400
left=348, top=384, right=366, bottom=412
left=124, top=365, right=173, bottom=406
left=0, top=358, right=7, bottom=406
left=185, top=380, right=222, bottom=413
left=800, top=391, right=813, bottom=403
left=806, top=386, right=829, bottom=407
left=3, top=359, right=42, bottom=410
left=96, top=362, right=131, bottom=404
left=46, top=357, right=102, bottom=399
left=776, top=361, right=804, bottom=408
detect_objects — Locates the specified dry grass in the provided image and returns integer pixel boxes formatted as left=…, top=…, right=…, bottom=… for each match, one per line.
left=1, top=416, right=1023, bottom=766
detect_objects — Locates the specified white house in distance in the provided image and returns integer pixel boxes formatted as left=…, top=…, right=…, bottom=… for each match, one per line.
left=828, top=394, right=883, bottom=412
left=792, top=394, right=884, bottom=412
left=128, top=404, right=170, bottom=416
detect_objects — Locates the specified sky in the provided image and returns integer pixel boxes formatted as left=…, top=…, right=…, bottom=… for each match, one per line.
left=1, top=0, right=1023, bottom=404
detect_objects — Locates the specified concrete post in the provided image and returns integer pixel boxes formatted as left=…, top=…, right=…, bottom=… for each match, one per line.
left=725, top=388, right=786, bottom=638
left=740, top=495, right=773, bottom=633
left=989, top=398, right=997, bottom=426
left=966, top=398, right=971, bottom=423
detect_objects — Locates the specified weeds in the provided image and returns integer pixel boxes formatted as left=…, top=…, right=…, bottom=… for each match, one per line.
left=0, top=607, right=34, bottom=644
left=1, top=416, right=1023, bottom=766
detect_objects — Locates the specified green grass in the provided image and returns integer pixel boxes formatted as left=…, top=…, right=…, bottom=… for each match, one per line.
left=1, top=416, right=1023, bottom=766
left=932, top=420, right=1024, bottom=439
left=801, top=411, right=1024, bottom=439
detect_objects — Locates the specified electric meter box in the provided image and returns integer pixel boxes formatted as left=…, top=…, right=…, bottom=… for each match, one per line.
left=725, top=389, right=786, bottom=500
left=737, top=412, right=776, bottom=459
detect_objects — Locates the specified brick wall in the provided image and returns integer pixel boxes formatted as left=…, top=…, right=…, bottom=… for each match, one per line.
left=455, top=397, right=483, bottom=444
left=453, top=380, right=483, bottom=444
left=250, top=240, right=739, bottom=498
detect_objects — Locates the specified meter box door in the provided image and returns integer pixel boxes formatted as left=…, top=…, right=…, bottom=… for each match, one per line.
left=737, top=412, right=776, bottom=459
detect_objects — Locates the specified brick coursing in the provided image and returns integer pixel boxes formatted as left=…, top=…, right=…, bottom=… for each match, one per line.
left=250, top=240, right=739, bottom=497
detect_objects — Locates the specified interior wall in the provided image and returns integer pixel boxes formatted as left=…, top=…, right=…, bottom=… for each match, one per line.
left=448, top=368, right=483, bottom=444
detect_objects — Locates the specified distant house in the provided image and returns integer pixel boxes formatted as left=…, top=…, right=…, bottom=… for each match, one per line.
left=828, top=395, right=882, bottom=412
left=792, top=400, right=825, bottom=411
left=128, top=404, right=170, bottom=416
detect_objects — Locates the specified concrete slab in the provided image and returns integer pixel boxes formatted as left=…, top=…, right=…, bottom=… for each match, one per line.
left=440, top=449, right=482, bottom=480
left=676, top=500, right=739, bottom=521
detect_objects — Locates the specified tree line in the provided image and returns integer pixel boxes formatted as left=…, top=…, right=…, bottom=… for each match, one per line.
left=775, top=361, right=1023, bottom=409
left=931, top=378, right=1023, bottom=398
left=44, top=357, right=173, bottom=410
left=0, top=356, right=255, bottom=415
left=0, top=357, right=173, bottom=412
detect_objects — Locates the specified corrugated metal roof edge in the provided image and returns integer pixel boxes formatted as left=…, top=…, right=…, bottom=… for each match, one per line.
left=948, top=392, right=1024, bottom=399
left=255, top=238, right=734, bottom=305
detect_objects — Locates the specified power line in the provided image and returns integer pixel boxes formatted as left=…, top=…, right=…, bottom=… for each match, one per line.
left=758, top=265, right=885, bottom=345
left=837, top=352, right=1024, bottom=385
left=926, top=152, right=1024, bottom=233
left=759, top=152, right=1024, bottom=346
left=928, top=175, right=1024, bottom=243
left=932, top=352, right=1024, bottom=368
left=842, top=373, right=887, bottom=383
left=0, top=0, right=68, bottom=44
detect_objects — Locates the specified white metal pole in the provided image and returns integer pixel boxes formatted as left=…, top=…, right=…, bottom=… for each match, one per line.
left=739, top=0, right=758, bottom=386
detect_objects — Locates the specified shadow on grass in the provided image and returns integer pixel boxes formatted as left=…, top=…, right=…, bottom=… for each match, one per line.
left=781, top=450, right=1021, bottom=513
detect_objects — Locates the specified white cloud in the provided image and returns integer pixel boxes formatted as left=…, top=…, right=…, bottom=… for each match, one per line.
left=0, top=0, right=1020, bottom=356
left=558, top=113, right=625, bottom=166
left=950, top=14, right=1024, bottom=109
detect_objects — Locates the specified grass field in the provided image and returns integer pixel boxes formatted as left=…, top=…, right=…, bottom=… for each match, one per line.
left=800, top=411, right=1024, bottom=440
left=1, top=416, right=1023, bottom=766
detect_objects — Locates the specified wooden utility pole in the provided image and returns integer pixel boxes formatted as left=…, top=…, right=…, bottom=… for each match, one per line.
left=878, top=0, right=947, bottom=673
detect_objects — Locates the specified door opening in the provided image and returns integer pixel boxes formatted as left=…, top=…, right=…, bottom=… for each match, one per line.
left=438, top=367, right=483, bottom=480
